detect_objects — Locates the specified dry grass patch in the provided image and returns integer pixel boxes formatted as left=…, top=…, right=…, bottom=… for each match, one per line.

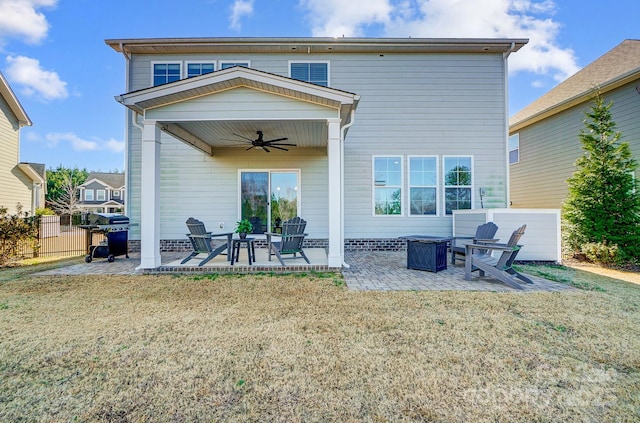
left=1, top=270, right=639, bottom=422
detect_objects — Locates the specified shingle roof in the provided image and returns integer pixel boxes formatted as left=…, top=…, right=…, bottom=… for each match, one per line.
left=510, top=39, right=640, bottom=131
left=86, top=172, right=125, bottom=189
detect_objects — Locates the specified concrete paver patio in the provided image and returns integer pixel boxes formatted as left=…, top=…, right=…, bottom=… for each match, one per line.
left=34, top=249, right=572, bottom=292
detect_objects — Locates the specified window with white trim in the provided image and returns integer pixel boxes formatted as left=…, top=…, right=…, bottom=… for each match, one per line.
left=186, top=62, right=215, bottom=78
left=373, top=156, right=402, bottom=216
left=444, top=156, right=473, bottom=215
left=289, top=62, right=329, bottom=87
left=509, top=133, right=519, bottom=164
left=96, top=190, right=106, bottom=201
left=84, top=189, right=94, bottom=201
left=113, top=191, right=120, bottom=198
left=409, top=156, right=438, bottom=216
left=220, top=61, right=250, bottom=69
left=152, top=62, right=181, bottom=86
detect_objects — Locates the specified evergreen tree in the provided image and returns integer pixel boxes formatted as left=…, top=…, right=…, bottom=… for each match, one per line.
left=562, top=92, right=640, bottom=262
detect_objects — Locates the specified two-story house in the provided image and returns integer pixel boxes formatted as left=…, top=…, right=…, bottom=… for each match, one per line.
left=509, top=39, right=640, bottom=208
left=106, top=37, right=527, bottom=269
left=77, top=172, right=125, bottom=214
left=0, top=71, right=45, bottom=216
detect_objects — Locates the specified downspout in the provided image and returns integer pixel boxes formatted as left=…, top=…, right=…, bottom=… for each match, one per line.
left=120, top=43, right=132, bottom=217
left=340, top=109, right=356, bottom=268
left=503, top=42, right=516, bottom=208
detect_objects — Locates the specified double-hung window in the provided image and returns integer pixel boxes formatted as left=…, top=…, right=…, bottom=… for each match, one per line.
left=84, top=189, right=94, bottom=201
left=443, top=156, right=473, bottom=215
left=373, top=156, right=402, bottom=216
left=220, top=61, right=250, bottom=69
left=153, top=62, right=181, bottom=86
left=409, top=156, right=438, bottom=215
left=96, top=190, right=106, bottom=201
left=186, top=62, right=215, bottom=78
left=509, top=134, right=519, bottom=164
left=289, top=62, right=329, bottom=87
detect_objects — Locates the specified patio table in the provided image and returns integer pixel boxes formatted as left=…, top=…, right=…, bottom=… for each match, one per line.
left=400, top=235, right=451, bottom=272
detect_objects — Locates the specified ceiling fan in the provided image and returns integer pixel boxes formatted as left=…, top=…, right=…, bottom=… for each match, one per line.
left=230, top=130, right=297, bottom=152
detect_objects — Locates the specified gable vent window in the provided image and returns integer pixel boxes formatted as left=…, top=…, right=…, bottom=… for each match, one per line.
left=290, top=62, right=329, bottom=87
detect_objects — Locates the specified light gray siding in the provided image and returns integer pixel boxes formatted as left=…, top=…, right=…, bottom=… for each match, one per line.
left=511, top=80, right=640, bottom=208
left=0, top=95, right=32, bottom=214
left=127, top=51, right=509, bottom=240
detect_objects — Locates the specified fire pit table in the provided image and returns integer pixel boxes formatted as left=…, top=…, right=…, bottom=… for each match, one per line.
left=400, top=235, right=451, bottom=272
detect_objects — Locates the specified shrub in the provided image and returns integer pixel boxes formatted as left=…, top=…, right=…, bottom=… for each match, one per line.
left=580, top=242, right=620, bottom=265
left=0, top=204, right=39, bottom=266
left=35, top=207, right=56, bottom=216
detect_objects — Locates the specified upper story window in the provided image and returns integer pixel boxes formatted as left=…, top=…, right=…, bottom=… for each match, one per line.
left=153, top=62, right=181, bottom=86
left=509, top=134, right=519, bottom=164
left=444, top=156, right=473, bottom=215
left=186, top=62, right=215, bottom=78
left=84, top=189, right=94, bottom=201
left=289, top=62, right=329, bottom=87
left=409, top=156, right=438, bottom=216
left=373, top=156, right=402, bottom=216
left=220, top=61, right=250, bottom=69
left=96, top=190, right=106, bottom=201
left=113, top=190, right=120, bottom=198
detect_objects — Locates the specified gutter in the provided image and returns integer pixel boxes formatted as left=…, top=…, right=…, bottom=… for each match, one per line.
left=340, top=109, right=356, bottom=268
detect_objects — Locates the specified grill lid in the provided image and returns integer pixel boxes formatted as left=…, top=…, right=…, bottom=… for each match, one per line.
left=88, top=213, right=129, bottom=225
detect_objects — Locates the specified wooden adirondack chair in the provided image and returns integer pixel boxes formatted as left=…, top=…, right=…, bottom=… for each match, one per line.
left=464, top=224, right=534, bottom=290
left=265, top=216, right=310, bottom=266
left=181, top=217, right=233, bottom=266
left=450, top=221, right=499, bottom=264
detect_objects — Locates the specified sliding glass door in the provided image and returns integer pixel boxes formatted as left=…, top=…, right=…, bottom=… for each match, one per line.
left=240, top=170, right=299, bottom=234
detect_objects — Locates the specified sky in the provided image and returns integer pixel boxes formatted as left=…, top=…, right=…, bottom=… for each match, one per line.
left=0, top=0, right=638, bottom=172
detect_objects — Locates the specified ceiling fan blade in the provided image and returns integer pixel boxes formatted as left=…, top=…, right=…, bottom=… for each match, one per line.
left=232, top=133, right=255, bottom=142
left=245, top=146, right=254, bottom=151
left=263, top=146, right=271, bottom=153
left=270, top=145, right=289, bottom=151
left=267, top=142, right=297, bottom=147
left=265, top=137, right=288, bottom=143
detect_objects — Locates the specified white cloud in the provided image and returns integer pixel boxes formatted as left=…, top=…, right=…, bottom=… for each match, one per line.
left=299, top=0, right=580, bottom=83
left=5, top=55, right=68, bottom=100
left=43, top=132, right=124, bottom=153
left=229, top=0, right=253, bottom=30
left=0, top=0, right=57, bottom=44
left=300, top=0, right=392, bottom=37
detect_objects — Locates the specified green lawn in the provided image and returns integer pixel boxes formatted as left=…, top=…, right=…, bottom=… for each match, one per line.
left=0, top=262, right=639, bottom=422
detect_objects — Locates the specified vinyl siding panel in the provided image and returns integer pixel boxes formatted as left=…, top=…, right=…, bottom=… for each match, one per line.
left=127, top=51, right=509, bottom=240
left=0, top=95, right=32, bottom=214
left=510, top=80, right=640, bottom=209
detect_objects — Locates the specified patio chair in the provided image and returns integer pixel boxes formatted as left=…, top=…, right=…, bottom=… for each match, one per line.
left=181, top=217, right=233, bottom=266
left=464, top=224, right=534, bottom=290
left=265, top=216, right=310, bottom=266
left=450, top=221, right=499, bottom=264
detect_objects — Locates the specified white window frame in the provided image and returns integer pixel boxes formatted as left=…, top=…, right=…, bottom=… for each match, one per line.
left=372, top=155, right=404, bottom=217
left=84, top=189, right=94, bottom=201
left=113, top=190, right=120, bottom=198
left=408, top=155, right=439, bottom=217
left=151, top=61, right=182, bottom=86
left=219, top=60, right=251, bottom=70
left=96, top=189, right=106, bottom=202
left=509, top=133, right=520, bottom=164
left=443, top=155, right=474, bottom=215
left=184, top=61, right=217, bottom=78
left=288, top=60, right=330, bottom=87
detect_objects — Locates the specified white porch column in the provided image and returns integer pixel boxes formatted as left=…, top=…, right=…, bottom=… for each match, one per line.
left=327, top=118, right=342, bottom=267
left=137, top=121, right=162, bottom=269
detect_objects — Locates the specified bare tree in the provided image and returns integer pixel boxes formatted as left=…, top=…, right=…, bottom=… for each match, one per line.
left=47, top=173, right=83, bottom=215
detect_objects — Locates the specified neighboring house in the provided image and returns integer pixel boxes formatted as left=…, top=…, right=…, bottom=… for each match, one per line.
left=0, top=71, right=45, bottom=215
left=106, top=37, right=527, bottom=268
left=77, top=172, right=125, bottom=214
left=509, top=39, right=640, bottom=209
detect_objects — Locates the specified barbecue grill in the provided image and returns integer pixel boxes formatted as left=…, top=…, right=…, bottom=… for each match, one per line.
left=81, top=213, right=130, bottom=263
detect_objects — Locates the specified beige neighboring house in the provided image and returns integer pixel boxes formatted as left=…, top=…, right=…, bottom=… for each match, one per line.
left=0, top=71, right=45, bottom=215
left=509, top=39, right=640, bottom=209
left=77, top=172, right=125, bottom=214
